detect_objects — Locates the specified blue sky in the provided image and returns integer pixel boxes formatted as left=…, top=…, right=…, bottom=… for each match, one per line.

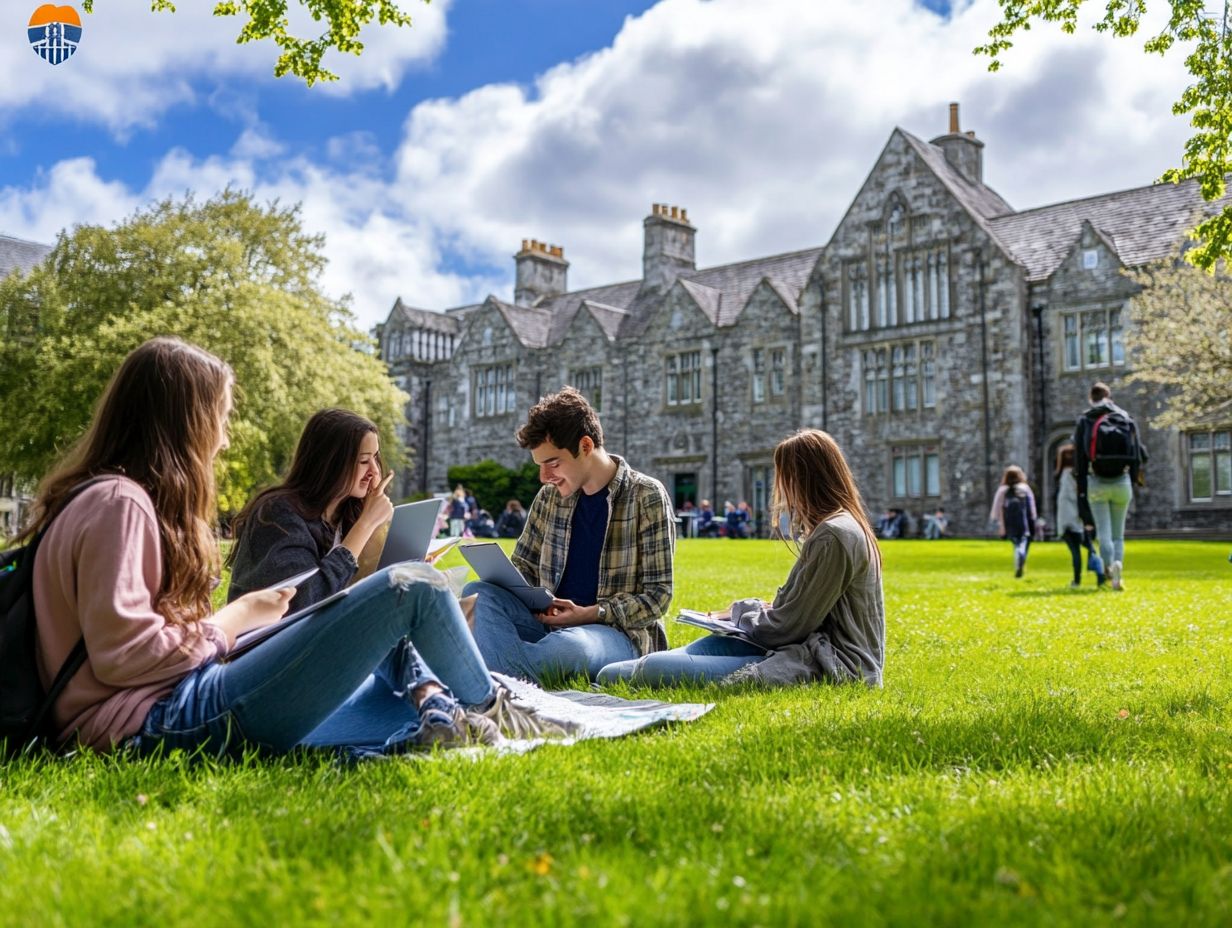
left=0, top=0, right=1193, bottom=329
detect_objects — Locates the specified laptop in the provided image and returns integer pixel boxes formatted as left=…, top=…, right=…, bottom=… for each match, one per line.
left=377, top=498, right=461, bottom=569
left=459, top=542, right=554, bottom=612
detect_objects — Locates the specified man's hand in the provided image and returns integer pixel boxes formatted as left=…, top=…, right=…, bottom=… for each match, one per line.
left=541, top=598, right=599, bottom=627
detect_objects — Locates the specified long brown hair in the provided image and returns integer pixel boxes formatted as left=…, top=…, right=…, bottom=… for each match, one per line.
left=1054, top=443, right=1075, bottom=479
left=771, top=428, right=880, bottom=566
left=21, top=338, right=233, bottom=624
left=1001, top=465, right=1028, bottom=487
left=227, top=408, right=380, bottom=560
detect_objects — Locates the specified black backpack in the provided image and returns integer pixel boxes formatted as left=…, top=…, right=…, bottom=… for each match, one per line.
left=1003, top=490, right=1032, bottom=539
left=1, top=484, right=94, bottom=758
left=1088, top=409, right=1141, bottom=479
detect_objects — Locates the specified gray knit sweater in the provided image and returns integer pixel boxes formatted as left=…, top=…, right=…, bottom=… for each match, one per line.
left=729, top=512, right=885, bottom=687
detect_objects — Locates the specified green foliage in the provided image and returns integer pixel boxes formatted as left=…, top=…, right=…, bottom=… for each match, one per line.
left=977, top=1, right=1232, bottom=270
left=79, top=0, right=426, bottom=85
left=0, top=190, right=408, bottom=515
left=446, top=458, right=541, bottom=515
left=1123, top=255, right=1232, bottom=424
left=3, top=540, right=1232, bottom=923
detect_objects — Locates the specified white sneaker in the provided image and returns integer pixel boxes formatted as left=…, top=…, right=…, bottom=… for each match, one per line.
left=465, top=682, right=577, bottom=742
left=1109, top=560, right=1124, bottom=591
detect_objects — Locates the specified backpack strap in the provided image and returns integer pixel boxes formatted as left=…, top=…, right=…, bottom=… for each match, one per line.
left=1088, top=413, right=1107, bottom=463
left=23, top=477, right=113, bottom=748
left=26, top=637, right=87, bottom=742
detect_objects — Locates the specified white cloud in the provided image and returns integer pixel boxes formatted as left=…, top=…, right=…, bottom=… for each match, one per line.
left=0, top=0, right=449, bottom=132
left=0, top=0, right=1201, bottom=332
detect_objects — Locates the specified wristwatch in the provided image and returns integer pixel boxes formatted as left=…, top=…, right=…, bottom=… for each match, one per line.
left=596, top=603, right=608, bottom=623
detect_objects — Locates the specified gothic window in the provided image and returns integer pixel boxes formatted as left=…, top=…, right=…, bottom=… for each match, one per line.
left=1187, top=429, right=1232, bottom=501
left=847, top=261, right=870, bottom=331
left=863, top=339, right=936, bottom=416
left=666, top=350, right=702, bottom=406
left=1060, top=307, right=1125, bottom=372
left=473, top=364, right=515, bottom=418
left=770, top=348, right=786, bottom=396
left=892, top=445, right=941, bottom=498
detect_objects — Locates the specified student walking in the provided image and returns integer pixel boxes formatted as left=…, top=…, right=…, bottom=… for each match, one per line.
left=990, top=466, right=1037, bottom=578
left=1073, top=382, right=1147, bottom=591
left=1053, top=443, right=1105, bottom=589
left=27, top=340, right=557, bottom=757
left=597, top=429, right=884, bottom=688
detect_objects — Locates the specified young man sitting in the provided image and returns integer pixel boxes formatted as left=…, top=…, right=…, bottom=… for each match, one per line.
left=465, top=388, right=675, bottom=683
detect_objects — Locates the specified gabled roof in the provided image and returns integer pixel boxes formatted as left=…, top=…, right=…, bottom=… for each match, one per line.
left=678, top=278, right=721, bottom=324
left=685, top=247, right=819, bottom=326
left=988, top=178, right=1228, bottom=280
left=0, top=233, right=51, bottom=280
left=898, top=129, right=1014, bottom=222
left=392, top=297, right=462, bottom=333
left=538, top=279, right=642, bottom=344
left=486, top=296, right=555, bottom=349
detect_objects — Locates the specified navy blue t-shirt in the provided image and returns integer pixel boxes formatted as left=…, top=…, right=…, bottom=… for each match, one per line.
left=553, top=487, right=609, bottom=606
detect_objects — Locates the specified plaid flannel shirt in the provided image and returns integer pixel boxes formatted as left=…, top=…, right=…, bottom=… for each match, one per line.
left=512, top=456, right=675, bottom=656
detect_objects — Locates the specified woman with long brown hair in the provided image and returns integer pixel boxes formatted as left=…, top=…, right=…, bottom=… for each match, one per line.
left=597, top=429, right=885, bottom=687
left=988, top=464, right=1038, bottom=578
left=28, top=338, right=557, bottom=755
left=1053, top=443, right=1104, bottom=588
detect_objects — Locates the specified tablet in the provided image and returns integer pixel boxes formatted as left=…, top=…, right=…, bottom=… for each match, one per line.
left=459, top=542, right=554, bottom=612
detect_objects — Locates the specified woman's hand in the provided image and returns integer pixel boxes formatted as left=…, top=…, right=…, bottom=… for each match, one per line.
left=213, top=587, right=295, bottom=645
left=358, top=471, right=396, bottom=532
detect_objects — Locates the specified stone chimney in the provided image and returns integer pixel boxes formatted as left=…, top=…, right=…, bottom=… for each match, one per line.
left=642, top=203, right=696, bottom=292
left=514, top=239, right=568, bottom=306
left=929, top=102, right=984, bottom=185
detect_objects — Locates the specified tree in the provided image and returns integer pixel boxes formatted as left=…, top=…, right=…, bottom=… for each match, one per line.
left=978, top=2, right=1232, bottom=270
left=0, top=191, right=409, bottom=514
left=79, top=0, right=427, bottom=85
left=1122, top=254, right=1232, bottom=425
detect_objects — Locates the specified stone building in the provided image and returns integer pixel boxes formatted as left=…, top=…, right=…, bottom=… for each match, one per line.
left=0, top=233, right=53, bottom=536
left=380, top=105, right=1230, bottom=537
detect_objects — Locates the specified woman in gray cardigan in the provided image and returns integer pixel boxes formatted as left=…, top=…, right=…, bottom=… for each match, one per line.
left=597, top=429, right=885, bottom=688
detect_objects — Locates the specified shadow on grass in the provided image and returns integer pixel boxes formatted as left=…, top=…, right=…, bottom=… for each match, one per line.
left=1005, top=588, right=1103, bottom=598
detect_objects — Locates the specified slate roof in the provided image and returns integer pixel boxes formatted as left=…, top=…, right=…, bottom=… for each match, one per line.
left=393, top=297, right=462, bottom=333
left=987, top=178, right=1228, bottom=280
left=899, top=129, right=1015, bottom=222
left=0, top=233, right=51, bottom=280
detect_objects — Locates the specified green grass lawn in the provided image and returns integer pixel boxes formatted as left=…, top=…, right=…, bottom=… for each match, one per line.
left=3, top=539, right=1231, bottom=926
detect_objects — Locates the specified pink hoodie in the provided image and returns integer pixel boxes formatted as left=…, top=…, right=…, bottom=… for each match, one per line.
left=33, top=476, right=229, bottom=750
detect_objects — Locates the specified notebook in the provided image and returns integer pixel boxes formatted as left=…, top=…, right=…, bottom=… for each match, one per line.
left=377, top=498, right=460, bottom=569
left=458, top=542, right=554, bottom=612
left=674, top=609, right=763, bottom=647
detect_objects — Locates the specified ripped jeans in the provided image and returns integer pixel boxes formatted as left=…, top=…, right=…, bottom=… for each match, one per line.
left=130, top=565, right=496, bottom=756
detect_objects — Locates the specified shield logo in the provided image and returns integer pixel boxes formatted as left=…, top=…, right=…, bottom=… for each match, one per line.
left=28, top=4, right=82, bottom=65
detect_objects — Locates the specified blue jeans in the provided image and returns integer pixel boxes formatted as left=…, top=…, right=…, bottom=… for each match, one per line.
left=597, top=634, right=768, bottom=686
left=1009, top=534, right=1031, bottom=572
left=465, top=581, right=638, bottom=683
left=131, top=566, right=495, bottom=756
left=1088, top=474, right=1132, bottom=566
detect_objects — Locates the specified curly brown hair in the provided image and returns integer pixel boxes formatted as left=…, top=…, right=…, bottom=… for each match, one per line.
left=516, top=387, right=603, bottom=455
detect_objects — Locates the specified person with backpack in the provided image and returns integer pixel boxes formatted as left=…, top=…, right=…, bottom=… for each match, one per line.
left=989, top=465, right=1037, bottom=578
left=13, top=338, right=562, bottom=757
left=1053, top=443, right=1105, bottom=589
left=1073, top=382, right=1148, bottom=592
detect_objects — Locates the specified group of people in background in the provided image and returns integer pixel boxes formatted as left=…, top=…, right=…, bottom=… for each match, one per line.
left=21, top=337, right=886, bottom=760
left=687, top=498, right=754, bottom=538
left=990, top=381, right=1146, bottom=590
left=448, top=486, right=525, bottom=539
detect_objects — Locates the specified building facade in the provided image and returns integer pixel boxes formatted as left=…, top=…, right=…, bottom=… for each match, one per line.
left=379, top=106, right=1230, bottom=537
